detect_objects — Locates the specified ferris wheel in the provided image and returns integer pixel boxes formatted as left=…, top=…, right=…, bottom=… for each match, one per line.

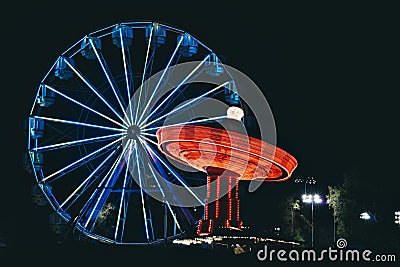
left=26, top=21, right=247, bottom=245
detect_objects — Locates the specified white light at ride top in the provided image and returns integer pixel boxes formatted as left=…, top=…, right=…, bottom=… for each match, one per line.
left=227, top=106, right=244, bottom=121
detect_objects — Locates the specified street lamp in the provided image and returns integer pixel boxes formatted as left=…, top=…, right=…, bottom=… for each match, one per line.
left=302, top=194, right=322, bottom=247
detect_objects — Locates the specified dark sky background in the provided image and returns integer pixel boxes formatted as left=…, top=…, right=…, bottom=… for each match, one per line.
left=2, top=1, right=398, bottom=264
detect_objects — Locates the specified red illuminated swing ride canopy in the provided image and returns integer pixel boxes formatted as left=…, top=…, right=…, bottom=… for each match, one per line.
left=157, top=124, right=297, bottom=181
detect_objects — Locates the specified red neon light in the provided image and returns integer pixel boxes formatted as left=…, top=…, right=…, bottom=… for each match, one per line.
left=215, top=176, right=220, bottom=218
left=208, top=219, right=213, bottom=233
left=228, top=177, right=232, bottom=220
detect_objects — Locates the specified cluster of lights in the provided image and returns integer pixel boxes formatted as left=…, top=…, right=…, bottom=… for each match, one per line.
left=295, top=177, right=316, bottom=185
left=395, top=211, right=400, bottom=226
left=360, top=211, right=372, bottom=220
left=172, top=235, right=301, bottom=246
left=302, top=194, right=322, bottom=204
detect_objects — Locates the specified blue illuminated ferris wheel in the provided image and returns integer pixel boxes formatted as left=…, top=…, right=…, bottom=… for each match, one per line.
left=27, top=21, right=244, bottom=245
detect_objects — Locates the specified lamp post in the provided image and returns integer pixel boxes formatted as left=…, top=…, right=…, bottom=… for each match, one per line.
left=302, top=194, right=322, bottom=247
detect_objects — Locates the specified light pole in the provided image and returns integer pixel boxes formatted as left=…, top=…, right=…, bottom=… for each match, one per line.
left=333, top=212, right=336, bottom=245
left=302, top=194, right=322, bottom=247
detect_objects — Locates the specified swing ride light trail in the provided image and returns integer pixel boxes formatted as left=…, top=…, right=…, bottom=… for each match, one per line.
left=141, top=115, right=227, bottom=133
left=45, top=85, right=127, bottom=129
left=32, top=116, right=126, bottom=132
left=89, top=38, right=130, bottom=124
left=42, top=137, right=123, bottom=183
left=138, top=136, right=204, bottom=206
left=32, top=133, right=125, bottom=152
left=134, top=26, right=153, bottom=125
left=138, top=55, right=210, bottom=128
left=140, top=81, right=229, bottom=129
left=136, top=37, right=183, bottom=125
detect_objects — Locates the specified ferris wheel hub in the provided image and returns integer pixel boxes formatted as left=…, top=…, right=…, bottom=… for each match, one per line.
left=126, top=124, right=141, bottom=139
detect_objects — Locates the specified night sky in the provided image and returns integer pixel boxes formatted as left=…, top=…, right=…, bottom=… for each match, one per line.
left=2, top=1, right=398, bottom=264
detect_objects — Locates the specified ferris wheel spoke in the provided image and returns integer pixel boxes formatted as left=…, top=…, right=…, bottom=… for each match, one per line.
left=138, top=134, right=158, bottom=146
left=138, top=137, right=204, bottom=206
left=114, top=140, right=135, bottom=242
left=134, top=26, right=153, bottom=125
left=60, top=148, right=119, bottom=211
left=142, top=115, right=227, bottom=133
left=45, top=85, right=127, bottom=129
left=32, top=132, right=125, bottom=152
left=33, top=116, right=126, bottom=132
left=139, top=147, right=156, bottom=241
left=89, top=38, right=130, bottom=124
left=140, top=81, right=228, bottom=129
left=146, top=161, right=182, bottom=231
left=119, top=29, right=135, bottom=124
left=62, top=58, right=128, bottom=126
left=134, top=140, right=150, bottom=242
left=137, top=37, right=184, bottom=125
left=82, top=143, right=129, bottom=230
left=161, top=87, right=223, bottom=123
left=138, top=55, right=211, bottom=128
left=42, top=137, right=123, bottom=183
